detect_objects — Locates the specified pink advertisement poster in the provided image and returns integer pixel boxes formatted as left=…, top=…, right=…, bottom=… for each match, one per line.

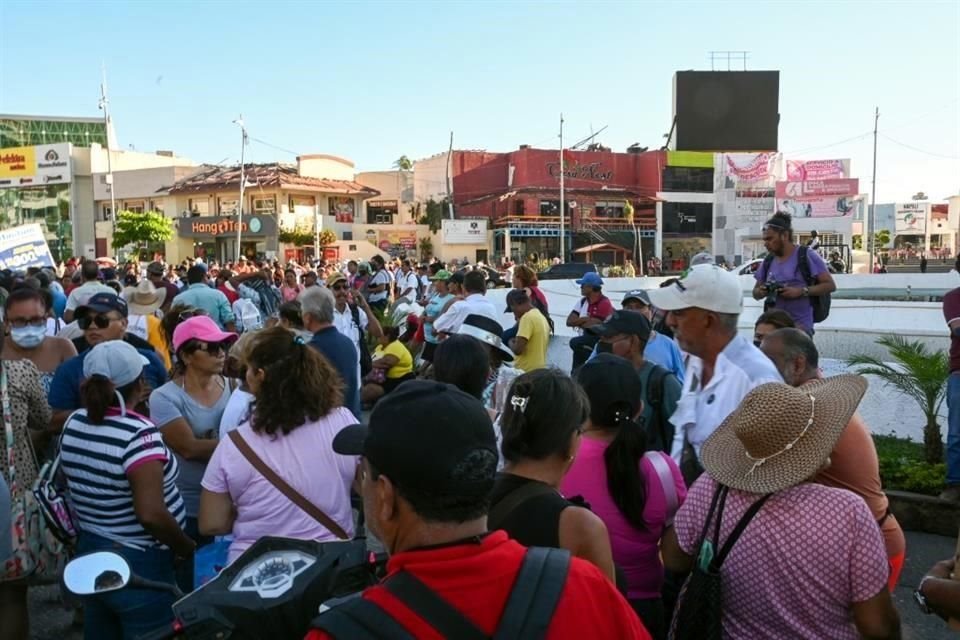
left=776, top=195, right=857, bottom=218
left=724, top=153, right=774, bottom=182
left=775, top=179, right=859, bottom=198
left=785, top=159, right=847, bottom=181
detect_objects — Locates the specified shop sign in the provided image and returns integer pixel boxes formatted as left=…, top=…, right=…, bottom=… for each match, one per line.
left=545, top=161, right=613, bottom=182
left=0, top=143, right=71, bottom=188
left=442, top=219, right=487, bottom=244
left=894, top=203, right=928, bottom=234
left=177, top=215, right=277, bottom=237
left=0, top=223, right=55, bottom=270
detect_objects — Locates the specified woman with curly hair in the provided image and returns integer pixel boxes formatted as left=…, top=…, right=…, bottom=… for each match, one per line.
left=198, top=327, right=358, bottom=563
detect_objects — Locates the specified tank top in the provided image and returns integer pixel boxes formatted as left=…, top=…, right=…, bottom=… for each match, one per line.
left=488, top=473, right=574, bottom=549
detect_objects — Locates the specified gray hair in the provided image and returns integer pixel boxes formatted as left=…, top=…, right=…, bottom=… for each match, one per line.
left=769, top=327, right=819, bottom=372
left=298, top=286, right=335, bottom=324
left=714, top=312, right=740, bottom=335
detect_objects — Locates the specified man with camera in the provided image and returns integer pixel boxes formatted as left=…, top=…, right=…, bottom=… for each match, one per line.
left=752, top=212, right=836, bottom=335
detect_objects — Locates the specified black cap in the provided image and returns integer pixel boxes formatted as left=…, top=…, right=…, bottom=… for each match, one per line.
left=76, top=292, right=128, bottom=318
left=588, top=309, right=651, bottom=342
left=576, top=353, right=642, bottom=426
left=147, top=261, right=165, bottom=275
left=332, top=380, right=496, bottom=495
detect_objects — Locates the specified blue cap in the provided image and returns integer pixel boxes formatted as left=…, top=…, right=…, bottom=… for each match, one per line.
left=576, top=272, right=604, bottom=287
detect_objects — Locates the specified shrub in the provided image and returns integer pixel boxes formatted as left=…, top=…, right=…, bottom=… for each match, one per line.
left=873, top=433, right=946, bottom=496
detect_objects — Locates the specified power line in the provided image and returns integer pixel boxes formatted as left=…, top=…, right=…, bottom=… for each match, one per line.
left=249, top=136, right=299, bottom=156
left=783, top=130, right=874, bottom=156
left=879, top=134, right=959, bottom=160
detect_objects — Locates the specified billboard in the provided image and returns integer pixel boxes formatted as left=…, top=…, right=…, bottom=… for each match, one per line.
left=329, top=197, right=355, bottom=224
left=442, top=219, right=487, bottom=244
left=775, top=179, right=859, bottom=198
left=0, top=143, right=72, bottom=189
left=674, top=71, right=779, bottom=152
left=895, top=203, right=928, bottom=234
left=785, top=159, right=849, bottom=181
left=0, top=224, right=55, bottom=270
left=378, top=230, right=417, bottom=256
left=776, top=196, right=857, bottom=218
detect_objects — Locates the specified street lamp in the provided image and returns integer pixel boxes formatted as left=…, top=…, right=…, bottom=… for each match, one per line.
left=232, top=116, right=248, bottom=262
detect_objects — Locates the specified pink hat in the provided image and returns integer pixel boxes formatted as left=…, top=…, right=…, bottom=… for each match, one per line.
left=172, top=316, right=238, bottom=352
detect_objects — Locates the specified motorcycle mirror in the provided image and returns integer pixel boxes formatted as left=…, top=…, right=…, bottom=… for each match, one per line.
left=63, top=551, right=132, bottom=596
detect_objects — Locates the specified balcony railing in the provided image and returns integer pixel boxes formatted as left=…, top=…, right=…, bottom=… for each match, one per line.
left=494, top=214, right=656, bottom=230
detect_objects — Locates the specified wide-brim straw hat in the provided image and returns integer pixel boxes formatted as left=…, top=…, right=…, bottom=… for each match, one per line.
left=700, top=374, right=867, bottom=494
left=123, top=280, right=167, bottom=316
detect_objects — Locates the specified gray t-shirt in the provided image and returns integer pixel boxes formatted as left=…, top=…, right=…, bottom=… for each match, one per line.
left=150, top=380, right=231, bottom=517
left=0, top=474, right=10, bottom=562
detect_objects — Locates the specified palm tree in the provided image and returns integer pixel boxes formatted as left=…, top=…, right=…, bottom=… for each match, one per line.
left=393, top=155, right=413, bottom=171
left=847, top=335, right=949, bottom=464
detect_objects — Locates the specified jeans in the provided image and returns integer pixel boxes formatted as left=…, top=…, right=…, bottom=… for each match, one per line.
left=947, top=372, right=960, bottom=485
left=630, top=597, right=665, bottom=640
left=176, top=516, right=213, bottom=593
left=76, top=532, right=177, bottom=640
left=569, top=334, right=599, bottom=373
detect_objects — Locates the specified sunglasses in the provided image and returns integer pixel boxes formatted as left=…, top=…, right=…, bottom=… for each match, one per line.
left=331, top=283, right=348, bottom=291
left=78, top=314, right=120, bottom=330
left=186, top=340, right=230, bottom=356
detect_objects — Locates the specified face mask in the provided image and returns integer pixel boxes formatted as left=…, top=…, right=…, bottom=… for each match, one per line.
left=10, top=325, right=46, bottom=349
left=596, top=341, right=613, bottom=354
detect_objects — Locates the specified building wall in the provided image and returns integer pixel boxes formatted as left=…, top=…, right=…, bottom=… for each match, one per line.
left=355, top=170, right=415, bottom=223
left=413, top=153, right=451, bottom=203
left=297, top=155, right=354, bottom=181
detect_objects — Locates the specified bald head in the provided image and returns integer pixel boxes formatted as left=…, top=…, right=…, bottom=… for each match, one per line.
left=760, top=328, right=819, bottom=386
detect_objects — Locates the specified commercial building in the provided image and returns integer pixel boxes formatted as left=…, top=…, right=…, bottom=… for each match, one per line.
left=862, top=200, right=958, bottom=255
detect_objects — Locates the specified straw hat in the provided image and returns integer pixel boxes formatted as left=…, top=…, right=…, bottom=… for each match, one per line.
left=123, top=280, right=167, bottom=316
left=700, top=375, right=867, bottom=494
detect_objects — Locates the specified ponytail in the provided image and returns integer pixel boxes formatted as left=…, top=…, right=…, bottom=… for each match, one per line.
left=80, top=374, right=143, bottom=423
left=603, top=406, right=648, bottom=531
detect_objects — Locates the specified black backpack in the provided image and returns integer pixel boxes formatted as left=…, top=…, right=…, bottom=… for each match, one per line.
left=312, top=546, right=571, bottom=639
left=350, top=304, right=373, bottom=377
left=761, top=245, right=831, bottom=323
left=644, top=364, right=676, bottom=453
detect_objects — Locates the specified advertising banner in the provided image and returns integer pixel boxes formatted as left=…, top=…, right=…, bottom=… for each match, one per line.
left=329, top=197, right=355, bottom=223
left=442, top=219, right=487, bottom=244
left=895, top=203, right=928, bottom=234
left=723, top=153, right=775, bottom=182
left=785, top=159, right=848, bottom=181
left=378, top=230, right=417, bottom=256
left=776, top=195, right=857, bottom=218
left=0, top=224, right=55, bottom=270
left=0, top=143, right=72, bottom=189
left=734, top=188, right=775, bottom=223
left=775, top=179, right=859, bottom=198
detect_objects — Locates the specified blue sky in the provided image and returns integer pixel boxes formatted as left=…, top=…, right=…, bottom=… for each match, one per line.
left=1, top=1, right=957, bottom=203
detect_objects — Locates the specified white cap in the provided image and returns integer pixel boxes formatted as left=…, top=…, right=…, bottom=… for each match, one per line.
left=82, top=341, right=150, bottom=387
left=690, top=251, right=715, bottom=267
left=647, top=264, right=743, bottom=315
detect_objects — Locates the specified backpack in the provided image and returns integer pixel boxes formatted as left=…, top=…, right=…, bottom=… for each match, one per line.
left=350, top=304, right=373, bottom=377
left=232, top=298, right=263, bottom=333
left=312, top=546, right=571, bottom=640
left=760, top=245, right=831, bottom=323
left=644, top=364, right=675, bottom=453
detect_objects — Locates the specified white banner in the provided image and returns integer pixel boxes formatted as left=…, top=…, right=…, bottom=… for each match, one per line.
left=0, top=143, right=72, bottom=189
left=0, top=224, right=55, bottom=270
left=442, top=219, right=487, bottom=244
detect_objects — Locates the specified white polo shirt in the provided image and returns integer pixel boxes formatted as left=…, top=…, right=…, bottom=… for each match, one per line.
left=669, top=335, right=782, bottom=462
left=368, top=269, right=391, bottom=303
left=333, top=304, right=369, bottom=356
left=433, top=293, right=500, bottom=335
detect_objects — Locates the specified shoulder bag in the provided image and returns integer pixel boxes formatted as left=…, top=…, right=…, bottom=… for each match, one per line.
left=228, top=430, right=348, bottom=540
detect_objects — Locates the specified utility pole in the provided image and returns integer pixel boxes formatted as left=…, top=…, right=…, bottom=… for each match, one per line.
left=559, top=113, right=565, bottom=262
left=98, top=67, right=117, bottom=238
left=446, top=131, right=454, bottom=219
left=233, top=116, right=248, bottom=263
left=869, top=107, right=879, bottom=273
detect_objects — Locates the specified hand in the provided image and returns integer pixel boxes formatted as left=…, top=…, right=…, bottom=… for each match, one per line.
left=755, top=284, right=768, bottom=297
left=780, top=287, right=805, bottom=300
left=927, top=559, right=955, bottom=580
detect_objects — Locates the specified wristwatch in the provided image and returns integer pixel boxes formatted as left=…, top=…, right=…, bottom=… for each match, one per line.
left=802, top=286, right=810, bottom=297
left=914, top=575, right=935, bottom=614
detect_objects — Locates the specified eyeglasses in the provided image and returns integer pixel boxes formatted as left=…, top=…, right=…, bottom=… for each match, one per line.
left=78, top=314, right=120, bottom=330
left=8, top=316, right=46, bottom=329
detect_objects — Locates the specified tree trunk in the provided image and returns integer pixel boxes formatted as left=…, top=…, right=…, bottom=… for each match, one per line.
left=924, top=415, right=944, bottom=465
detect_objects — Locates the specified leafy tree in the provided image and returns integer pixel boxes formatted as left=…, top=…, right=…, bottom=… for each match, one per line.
left=112, top=210, right=173, bottom=253
left=418, top=198, right=446, bottom=234
left=847, top=335, right=949, bottom=464
left=393, top=155, right=413, bottom=171
left=418, top=236, right=434, bottom=261
left=875, top=229, right=891, bottom=248
left=318, top=229, right=337, bottom=247
left=852, top=235, right=863, bottom=250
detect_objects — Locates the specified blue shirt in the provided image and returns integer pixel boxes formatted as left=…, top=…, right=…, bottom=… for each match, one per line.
left=50, top=288, right=67, bottom=319
left=308, top=327, right=361, bottom=420
left=587, top=332, right=685, bottom=383
left=49, top=344, right=168, bottom=412
left=172, top=283, right=235, bottom=329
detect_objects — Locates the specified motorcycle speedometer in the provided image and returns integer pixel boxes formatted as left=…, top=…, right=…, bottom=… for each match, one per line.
left=227, top=550, right=316, bottom=599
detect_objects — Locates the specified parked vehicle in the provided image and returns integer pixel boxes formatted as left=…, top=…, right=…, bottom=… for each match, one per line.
left=458, top=265, right=509, bottom=289
left=537, top=262, right=598, bottom=280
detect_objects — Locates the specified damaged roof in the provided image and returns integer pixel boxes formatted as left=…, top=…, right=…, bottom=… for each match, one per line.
left=163, top=163, right=380, bottom=197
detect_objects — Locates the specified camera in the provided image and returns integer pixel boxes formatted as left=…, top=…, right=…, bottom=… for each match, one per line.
left=764, top=279, right=783, bottom=308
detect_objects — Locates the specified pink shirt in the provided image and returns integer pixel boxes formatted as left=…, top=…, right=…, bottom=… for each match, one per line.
left=201, top=407, right=359, bottom=563
left=281, top=284, right=303, bottom=302
left=561, top=439, right=686, bottom=599
left=674, top=475, right=889, bottom=639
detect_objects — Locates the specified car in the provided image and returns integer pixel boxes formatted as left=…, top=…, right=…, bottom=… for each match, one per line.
left=537, top=262, right=598, bottom=280
left=457, top=265, right=509, bottom=289
left=736, top=258, right=765, bottom=276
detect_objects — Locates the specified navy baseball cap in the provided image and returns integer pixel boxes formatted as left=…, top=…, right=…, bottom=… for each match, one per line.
left=332, top=380, right=497, bottom=496
left=588, top=309, right=652, bottom=343
left=76, top=292, right=128, bottom=318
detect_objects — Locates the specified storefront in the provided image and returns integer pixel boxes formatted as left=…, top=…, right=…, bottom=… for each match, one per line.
left=176, top=215, right=278, bottom=263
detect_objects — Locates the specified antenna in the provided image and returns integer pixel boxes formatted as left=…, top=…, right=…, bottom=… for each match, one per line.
left=709, top=51, right=750, bottom=71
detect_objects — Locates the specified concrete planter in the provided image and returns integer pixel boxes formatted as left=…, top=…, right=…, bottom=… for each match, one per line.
left=886, top=489, right=960, bottom=537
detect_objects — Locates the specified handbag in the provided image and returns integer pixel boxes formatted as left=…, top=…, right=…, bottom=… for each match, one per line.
left=228, top=430, right=349, bottom=540
left=364, top=367, right=386, bottom=385
left=669, top=485, right=771, bottom=640
left=2, top=363, right=68, bottom=583
left=194, top=537, right=232, bottom=587
left=32, top=442, right=79, bottom=546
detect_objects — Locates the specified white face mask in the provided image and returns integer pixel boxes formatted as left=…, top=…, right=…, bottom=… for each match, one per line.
left=10, top=325, right=46, bottom=349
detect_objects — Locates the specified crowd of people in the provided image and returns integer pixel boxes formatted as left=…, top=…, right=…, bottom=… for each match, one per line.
left=0, top=212, right=958, bottom=639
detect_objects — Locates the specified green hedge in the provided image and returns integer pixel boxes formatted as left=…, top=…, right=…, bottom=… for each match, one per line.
left=874, top=434, right=946, bottom=496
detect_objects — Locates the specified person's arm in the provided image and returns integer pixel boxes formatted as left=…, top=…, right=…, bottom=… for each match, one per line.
left=566, top=310, right=584, bottom=328
left=371, top=354, right=399, bottom=370
left=782, top=252, right=837, bottom=299
left=198, top=489, right=236, bottom=537
left=661, top=526, right=695, bottom=573
left=158, top=419, right=219, bottom=461
left=432, top=302, right=462, bottom=334
left=128, top=461, right=196, bottom=557
left=752, top=263, right=769, bottom=300
left=63, top=290, right=78, bottom=323
left=355, top=294, right=382, bottom=339
left=229, top=271, right=266, bottom=289
left=918, top=559, right=960, bottom=621
left=851, top=588, right=901, bottom=640
left=558, top=506, right=616, bottom=584
left=510, top=336, right=528, bottom=355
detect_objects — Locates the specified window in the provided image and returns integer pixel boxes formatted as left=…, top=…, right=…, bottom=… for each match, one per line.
left=662, top=167, right=715, bottom=193
left=218, top=198, right=238, bottom=216
left=662, top=202, right=713, bottom=234
left=189, top=198, right=209, bottom=216
left=367, top=199, right=398, bottom=224
left=513, top=199, right=525, bottom=215
left=375, top=214, right=392, bottom=224
left=253, top=196, right=276, bottom=215
left=343, top=232, right=353, bottom=241
left=290, top=196, right=316, bottom=215
left=124, top=200, right=145, bottom=213
left=149, top=200, right=164, bottom=214
left=101, top=205, right=113, bottom=221
left=594, top=201, right=625, bottom=218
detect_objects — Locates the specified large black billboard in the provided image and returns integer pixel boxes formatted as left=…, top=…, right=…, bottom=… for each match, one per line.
left=673, top=71, right=779, bottom=152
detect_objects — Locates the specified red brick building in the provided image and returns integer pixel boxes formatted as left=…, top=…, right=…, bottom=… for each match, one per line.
left=449, top=146, right=663, bottom=263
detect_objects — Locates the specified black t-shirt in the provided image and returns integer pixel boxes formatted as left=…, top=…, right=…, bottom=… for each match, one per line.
left=488, top=473, right=576, bottom=549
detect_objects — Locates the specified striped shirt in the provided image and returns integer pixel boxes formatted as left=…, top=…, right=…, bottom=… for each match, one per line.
left=61, top=408, right=186, bottom=548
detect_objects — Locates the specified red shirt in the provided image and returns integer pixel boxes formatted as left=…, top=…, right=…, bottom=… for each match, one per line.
left=218, top=284, right=239, bottom=305
left=305, top=531, right=649, bottom=640
left=944, top=287, right=960, bottom=372
left=586, top=294, right=614, bottom=321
